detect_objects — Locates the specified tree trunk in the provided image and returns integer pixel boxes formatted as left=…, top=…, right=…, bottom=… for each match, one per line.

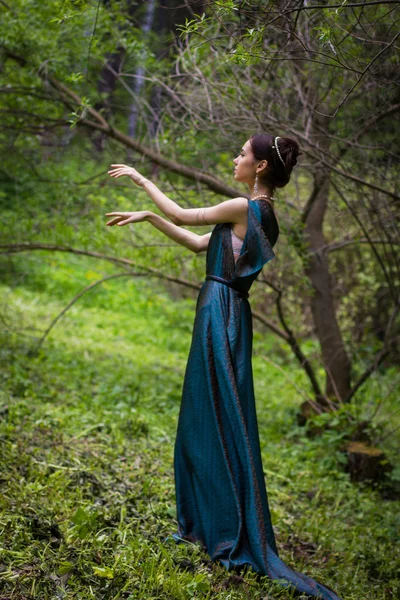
left=93, top=46, right=126, bottom=151
left=128, top=0, right=156, bottom=139
left=303, top=173, right=352, bottom=405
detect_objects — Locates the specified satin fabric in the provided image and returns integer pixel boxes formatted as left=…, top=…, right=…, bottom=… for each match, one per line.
left=173, top=199, right=342, bottom=599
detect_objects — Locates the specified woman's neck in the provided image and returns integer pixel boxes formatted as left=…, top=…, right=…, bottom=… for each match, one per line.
left=248, top=182, right=274, bottom=199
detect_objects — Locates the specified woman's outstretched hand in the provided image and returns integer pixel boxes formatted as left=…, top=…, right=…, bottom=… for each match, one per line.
left=106, top=211, right=150, bottom=226
left=108, top=164, right=147, bottom=187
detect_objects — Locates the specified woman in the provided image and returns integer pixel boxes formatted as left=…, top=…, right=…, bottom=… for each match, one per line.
left=106, top=133, right=342, bottom=600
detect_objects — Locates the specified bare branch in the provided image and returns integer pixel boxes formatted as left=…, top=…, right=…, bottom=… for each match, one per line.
left=33, top=272, right=137, bottom=353
left=314, top=31, right=400, bottom=118
left=42, top=73, right=242, bottom=198
left=0, top=243, right=201, bottom=291
left=274, top=284, right=325, bottom=401
left=344, top=295, right=400, bottom=403
left=331, top=181, right=398, bottom=302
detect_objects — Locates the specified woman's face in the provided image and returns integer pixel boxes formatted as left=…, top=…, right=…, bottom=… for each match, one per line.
left=233, top=139, right=257, bottom=184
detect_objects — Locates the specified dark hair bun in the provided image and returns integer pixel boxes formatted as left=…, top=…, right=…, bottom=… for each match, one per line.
left=250, top=133, right=300, bottom=191
left=279, top=137, right=300, bottom=171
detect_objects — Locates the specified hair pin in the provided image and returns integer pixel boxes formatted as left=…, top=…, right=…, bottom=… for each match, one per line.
left=272, top=136, right=285, bottom=166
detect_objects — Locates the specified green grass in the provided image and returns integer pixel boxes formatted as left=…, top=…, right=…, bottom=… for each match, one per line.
left=0, top=254, right=399, bottom=599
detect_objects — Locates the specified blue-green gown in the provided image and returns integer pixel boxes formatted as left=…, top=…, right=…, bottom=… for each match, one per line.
left=173, top=199, right=342, bottom=599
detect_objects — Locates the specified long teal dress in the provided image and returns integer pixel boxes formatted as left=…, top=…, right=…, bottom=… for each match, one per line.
left=173, top=199, right=342, bottom=599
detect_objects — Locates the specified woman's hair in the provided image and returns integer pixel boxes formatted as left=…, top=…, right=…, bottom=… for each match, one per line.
left=249, top=133, right=300, bottom=191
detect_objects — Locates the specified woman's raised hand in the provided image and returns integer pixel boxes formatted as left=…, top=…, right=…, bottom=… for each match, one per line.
left=108, top=164, right=147, bottom=187
left=105, top=211, right=150, bottom=226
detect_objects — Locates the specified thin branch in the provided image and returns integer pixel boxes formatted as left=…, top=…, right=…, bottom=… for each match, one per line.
left=42, top=73, right=242, bottom=198
left=0, top=243, right=201, bottom=291
left=274, top=284, right=324, bottom=401
left=0, top=241, right=292, bottom=339
left=4, top=47, right=399, bottom=202
left=32, top=272, right=137, bottom=353
left=86, top=0, right=101, bottom=81
left=259, top=355, right=324, bottom=415
left=369, top=375, right=400, bottom=422
left=0, top=0, right=16, bottom=15
left=375, top=422, right=400, bottom=443
left=328, top=238, right=400, bottom=250
left=344, top=295, right=400, bottom=403
left=245, top=1, right=400, bottom=32
left=280, top=1, right=400, bottom=13
left=305, top=147, right=400, bottom=201
left=314, top=30, right=400, bottom=118
left=331, top=181, right=397, bottom=301
left=47, top=58, right=399, bottom=201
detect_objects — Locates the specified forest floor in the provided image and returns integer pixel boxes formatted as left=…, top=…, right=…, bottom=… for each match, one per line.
left=0, top=254, right=399, bottom=599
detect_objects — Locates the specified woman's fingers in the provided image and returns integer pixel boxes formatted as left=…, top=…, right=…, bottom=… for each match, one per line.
left=108, top=169, right=128, bottom=177
left=117, top=218, right=133, bottom=226
left=108, top=165, right=132, bottom=173
left=106, top=212, right=126, bottom=226
left=108, top=165, right=144, bottom=187
left=106, top=212, right=138, bottom=226
left=108, top=170, right=134, bottom=180
left=109, top=165, right=129, bottom=171
left=105, top=211, right=146, bottom=226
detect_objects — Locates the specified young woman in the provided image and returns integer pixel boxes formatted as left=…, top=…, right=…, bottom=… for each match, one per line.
left=106, top=133, right=342, bottom=600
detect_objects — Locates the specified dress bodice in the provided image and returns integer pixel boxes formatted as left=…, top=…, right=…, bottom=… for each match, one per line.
left=205, top=199, right=279, bottom=294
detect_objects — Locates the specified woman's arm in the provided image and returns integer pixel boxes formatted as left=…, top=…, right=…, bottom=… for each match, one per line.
left=141, top=179, right=248, bottom=228
left=147, top=212, right=212, bottom=252
left=106, top=210, right=211, bottom=254
left=108, top=164, right=248, bottom=227
left=171, top=196, right=248, bottom=227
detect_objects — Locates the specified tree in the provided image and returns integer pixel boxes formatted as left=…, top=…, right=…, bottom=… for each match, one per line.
left=0, top=0, right=399, bottom=458
left=147, top=0, right=400, bottom=416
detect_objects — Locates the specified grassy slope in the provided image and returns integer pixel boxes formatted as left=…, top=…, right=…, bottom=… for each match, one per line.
left=0, top=254, right=399, bottom=600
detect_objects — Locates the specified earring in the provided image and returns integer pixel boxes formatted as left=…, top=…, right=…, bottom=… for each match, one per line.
left=253, top=174, right=258, bottom=195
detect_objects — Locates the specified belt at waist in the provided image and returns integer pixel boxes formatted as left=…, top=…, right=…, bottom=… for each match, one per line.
left=205, top=275, right=249, bottom=299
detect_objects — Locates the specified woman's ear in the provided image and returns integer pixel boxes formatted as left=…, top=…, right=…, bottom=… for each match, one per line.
left=256, top=159, right=268, bottom=174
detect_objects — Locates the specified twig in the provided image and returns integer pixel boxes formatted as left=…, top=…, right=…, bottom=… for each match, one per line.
left=32, top=272, right=139, bottom=353
left=343, top=295, right=400, bottom=403
left=314, top=31, right=400, bottom=118
left=259, top=355, right=321, bottom=411
left=331, top=181, right=397, bottom=302
left=86, top=0, right=101, bottom=81
left=0, top=243, right=201, bottom=290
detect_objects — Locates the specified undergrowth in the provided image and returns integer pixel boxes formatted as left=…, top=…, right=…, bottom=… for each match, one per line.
left=0, top=254, right=399, bottom=599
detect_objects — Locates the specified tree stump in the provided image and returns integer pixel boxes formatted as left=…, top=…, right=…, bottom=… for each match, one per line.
left=345, top=441, right=392, bottom=484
